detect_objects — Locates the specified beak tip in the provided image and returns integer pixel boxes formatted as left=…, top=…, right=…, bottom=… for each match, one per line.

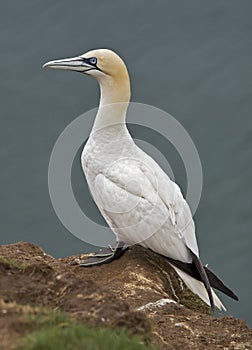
left=43, top=62, right=50, bottom=69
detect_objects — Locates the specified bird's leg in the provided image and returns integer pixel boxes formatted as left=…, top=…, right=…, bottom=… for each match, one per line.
left=78, top=241, right=128, bottom=267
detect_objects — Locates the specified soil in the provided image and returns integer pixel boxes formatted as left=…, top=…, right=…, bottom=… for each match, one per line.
left=0, top=242, right=251, bottom=350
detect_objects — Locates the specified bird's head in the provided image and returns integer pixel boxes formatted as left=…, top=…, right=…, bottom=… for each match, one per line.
left=43, top=48, right=130, bottom=104
left=43, top=49, right=129, bottom=84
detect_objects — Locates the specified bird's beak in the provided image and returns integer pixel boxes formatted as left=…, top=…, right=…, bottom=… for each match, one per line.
left=43, top=56, right=96, bottom=73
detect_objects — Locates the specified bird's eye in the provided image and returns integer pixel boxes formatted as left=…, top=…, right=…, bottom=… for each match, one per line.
left=89, top=57, right=97, bottom=65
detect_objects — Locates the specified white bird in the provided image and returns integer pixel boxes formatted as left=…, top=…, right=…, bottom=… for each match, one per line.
left=43, top=49, right=238, bottom=311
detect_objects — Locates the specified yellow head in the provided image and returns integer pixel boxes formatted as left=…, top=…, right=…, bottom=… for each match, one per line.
left=43, top=48, right=130, bottom=104
left=84, top=49, right=128, bottom=80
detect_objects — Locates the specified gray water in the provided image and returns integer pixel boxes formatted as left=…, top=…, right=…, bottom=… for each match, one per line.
left=0, top=0, right=251, bottom=325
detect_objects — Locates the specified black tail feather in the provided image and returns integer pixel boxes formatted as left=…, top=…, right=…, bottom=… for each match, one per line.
left=165, top=254, right=238, bottom=301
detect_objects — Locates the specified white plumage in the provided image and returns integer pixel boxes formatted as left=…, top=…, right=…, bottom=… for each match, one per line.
left=82, top=114, right=225, bottom=311
left=44, top=48, right=237, bottom=311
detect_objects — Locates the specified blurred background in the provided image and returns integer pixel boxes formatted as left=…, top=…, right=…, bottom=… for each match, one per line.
left=0, top=0, right=251, bottom=325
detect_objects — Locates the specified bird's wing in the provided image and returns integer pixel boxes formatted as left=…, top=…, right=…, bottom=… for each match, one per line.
left=93, top=156, right=199, bottom=263
left=135, top=147, right=200, bottom=257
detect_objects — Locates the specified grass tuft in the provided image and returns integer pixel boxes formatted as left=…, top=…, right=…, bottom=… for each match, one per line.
left=18, top=323, right=155, bottom=350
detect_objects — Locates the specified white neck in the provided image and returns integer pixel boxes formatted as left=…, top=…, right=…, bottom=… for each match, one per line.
left=92, top=71, right=131, bottom=133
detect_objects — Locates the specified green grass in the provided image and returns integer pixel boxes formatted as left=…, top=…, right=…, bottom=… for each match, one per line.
left=16, top=309, right=155, bottom=350
left=18, top=324, right=155, bottom=350
left=26, top=308, right=73, bottom=330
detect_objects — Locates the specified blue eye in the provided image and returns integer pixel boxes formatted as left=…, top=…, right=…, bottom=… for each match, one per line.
left=89, top=57, right=97, bottom=65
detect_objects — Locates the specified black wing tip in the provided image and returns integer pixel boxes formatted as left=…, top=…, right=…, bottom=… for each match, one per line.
left=204, top=266, right=239, bottom=301
left=164, top=253, right=239, bottom=302
left=223, top=289, right=239, bottom=301
left=231, top=293, right=239, bottom=301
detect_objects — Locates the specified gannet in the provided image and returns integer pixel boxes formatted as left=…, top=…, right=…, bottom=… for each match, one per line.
left=43, top=49, right=238, bottom=310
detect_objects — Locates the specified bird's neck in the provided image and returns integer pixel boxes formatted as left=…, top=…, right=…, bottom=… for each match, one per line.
left=92, top=74, right=131, bottom=133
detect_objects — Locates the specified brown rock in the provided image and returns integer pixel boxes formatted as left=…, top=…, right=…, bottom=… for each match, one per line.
left=0, top=242, right=251, bottom=349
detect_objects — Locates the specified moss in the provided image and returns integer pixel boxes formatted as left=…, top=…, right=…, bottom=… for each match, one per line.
left=180, top=284, right=210, bottom=314
left=0, top=256, right=27, bottom=271
left=0, top=255, right=52, bottom=276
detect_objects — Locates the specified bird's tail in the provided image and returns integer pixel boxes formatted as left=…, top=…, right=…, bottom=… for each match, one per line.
left=172, top=265, right=226, bottom=310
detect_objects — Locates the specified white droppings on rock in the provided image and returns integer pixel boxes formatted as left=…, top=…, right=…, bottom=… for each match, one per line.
left=137, top=298, right=177, bottom=311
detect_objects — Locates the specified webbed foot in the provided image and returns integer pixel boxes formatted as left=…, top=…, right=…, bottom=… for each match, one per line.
left=78, top=241, right=127, bottom=267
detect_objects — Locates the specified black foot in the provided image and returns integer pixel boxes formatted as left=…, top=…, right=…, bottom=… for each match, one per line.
left=78, top=241, right=128, bottom=267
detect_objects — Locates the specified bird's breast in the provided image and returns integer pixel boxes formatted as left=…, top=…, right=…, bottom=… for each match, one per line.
left=81, top=129, right=136, bottom=186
